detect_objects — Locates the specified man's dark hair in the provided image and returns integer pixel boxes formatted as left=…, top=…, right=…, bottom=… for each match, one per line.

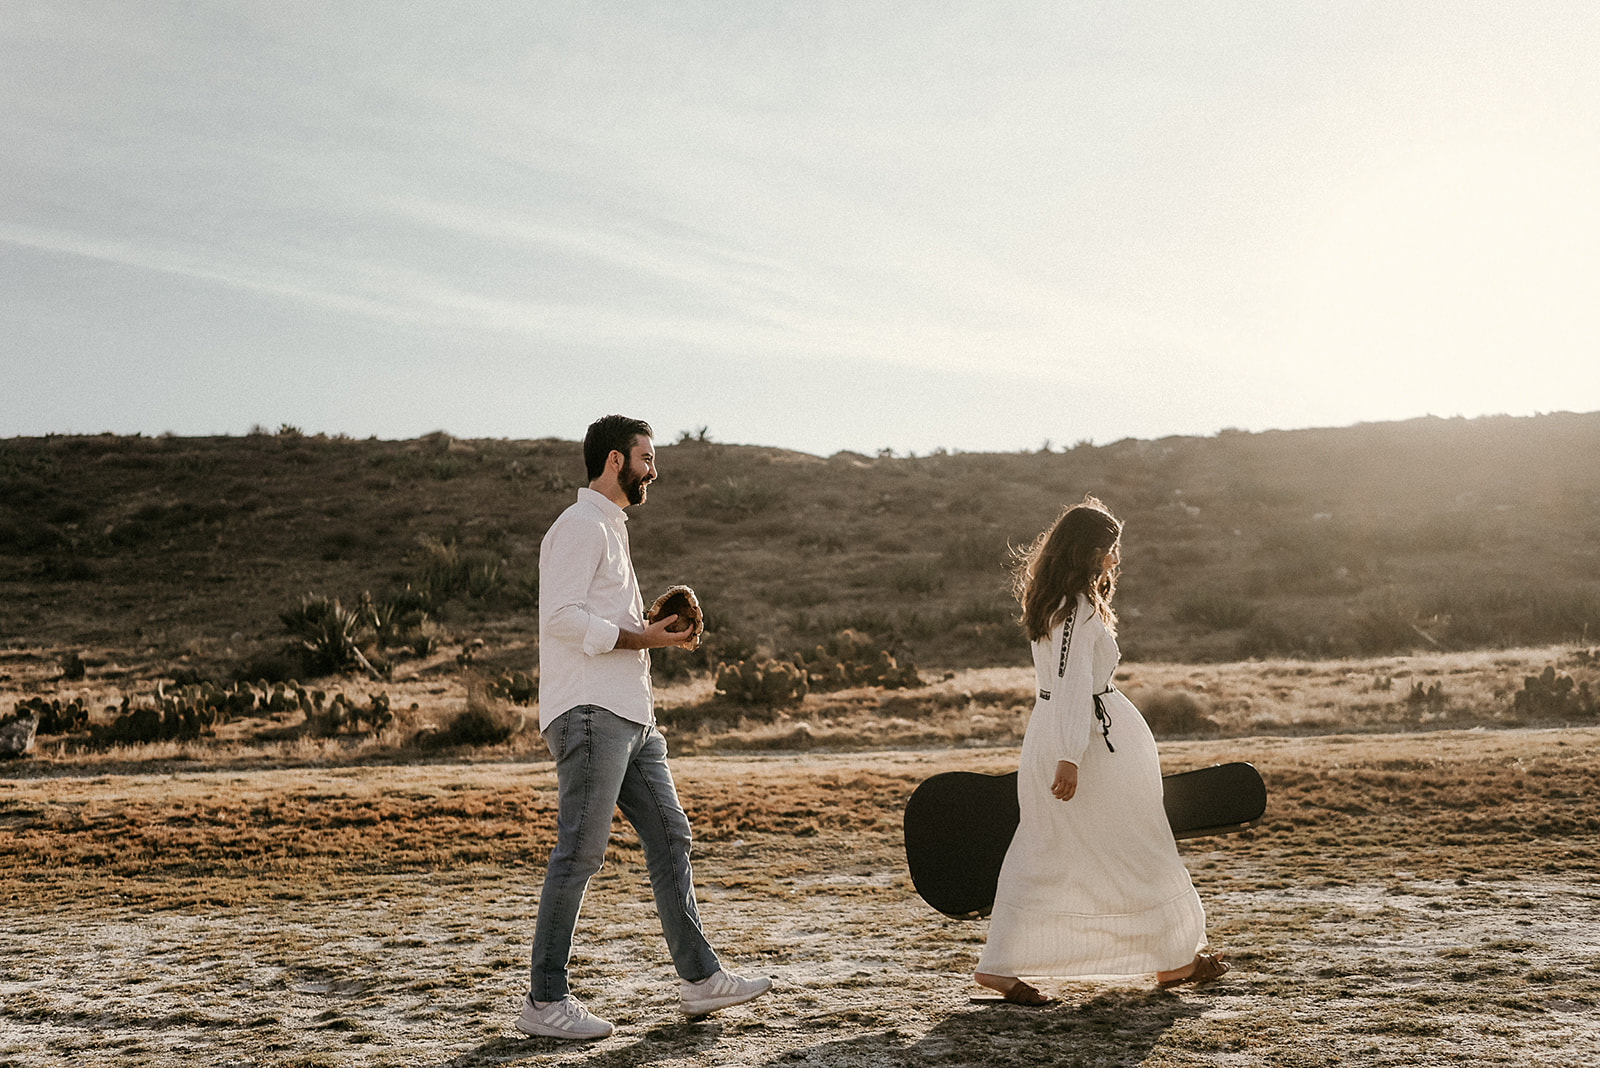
left=583, top=415, right=653, bottom=481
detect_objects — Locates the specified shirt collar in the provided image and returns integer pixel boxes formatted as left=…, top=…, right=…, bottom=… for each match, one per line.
left=578, top=485, right=628, bottom=524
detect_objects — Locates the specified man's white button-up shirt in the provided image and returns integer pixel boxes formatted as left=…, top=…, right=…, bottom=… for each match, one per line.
left=537, top=487, right=653, bottom=731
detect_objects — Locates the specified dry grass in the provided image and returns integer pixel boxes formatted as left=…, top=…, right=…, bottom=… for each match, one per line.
left=652, top=644, right=1597, bottom=755
left=3, top=730, right=1598, bottom=1066
left=5, top=644, right=1595, bottom=772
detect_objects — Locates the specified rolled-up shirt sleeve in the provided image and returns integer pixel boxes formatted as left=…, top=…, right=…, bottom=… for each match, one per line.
left=539, top=517, right=620, bottom=657
left=580, top=614, right=621, bottom=656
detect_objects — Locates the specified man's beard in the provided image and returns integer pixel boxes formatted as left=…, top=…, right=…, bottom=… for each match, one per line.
left=620, top=460, right=650, bottom=505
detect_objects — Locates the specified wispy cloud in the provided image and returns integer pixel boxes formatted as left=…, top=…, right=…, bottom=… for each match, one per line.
left=4, top=2, right=1598, bottom=448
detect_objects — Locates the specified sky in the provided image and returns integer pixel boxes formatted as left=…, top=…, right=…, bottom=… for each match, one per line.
left=4, top=1, right=1599, bottom=456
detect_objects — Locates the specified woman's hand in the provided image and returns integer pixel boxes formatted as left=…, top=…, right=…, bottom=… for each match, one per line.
left=1051, top=761, right=1079, bottom=802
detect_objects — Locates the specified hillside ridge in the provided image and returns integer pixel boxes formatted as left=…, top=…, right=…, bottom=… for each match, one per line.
left=2, top=412, right=1597, bottom=677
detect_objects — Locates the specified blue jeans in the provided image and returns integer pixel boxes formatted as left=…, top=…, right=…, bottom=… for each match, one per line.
left=529, top=705, right=720, bottom=1000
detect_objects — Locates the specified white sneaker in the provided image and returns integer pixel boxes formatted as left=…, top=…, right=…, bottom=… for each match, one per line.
left=680, top=967, right=773, bottom=1017
left=514, top=994, right=613, bottom=1040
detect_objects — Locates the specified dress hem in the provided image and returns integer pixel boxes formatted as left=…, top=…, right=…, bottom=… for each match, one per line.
left=976, top=887, right=1206, bottom=978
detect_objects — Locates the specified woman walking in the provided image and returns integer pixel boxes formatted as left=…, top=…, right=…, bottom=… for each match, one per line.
left=975, top=496, right=1227, bottom=1005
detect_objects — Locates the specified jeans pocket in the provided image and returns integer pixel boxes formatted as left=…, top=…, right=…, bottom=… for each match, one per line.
left=544, top=705, right=591, bottom=761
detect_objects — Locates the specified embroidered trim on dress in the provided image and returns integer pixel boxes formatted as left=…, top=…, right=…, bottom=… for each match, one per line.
left=1059, top=604, right=1115, bottom=753
left=1057, top=609, right=1073, bottom=679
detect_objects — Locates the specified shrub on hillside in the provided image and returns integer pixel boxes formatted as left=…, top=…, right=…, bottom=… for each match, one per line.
left=416, top=535, right=505, bottom=602
left=1347, top=597, right=1425, bottom=655
left=1128, top=689, right=1221, bottom=738
left=59, top=651, right=87, bottom=680
left=418, top=703, right=524, bottom=748
left=369, top=587, right=436, bottom=653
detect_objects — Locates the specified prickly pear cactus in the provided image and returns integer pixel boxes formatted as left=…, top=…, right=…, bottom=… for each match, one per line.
left=714, top=658, right=809, bottom=709
left=796, top=629, right=924, bottom=692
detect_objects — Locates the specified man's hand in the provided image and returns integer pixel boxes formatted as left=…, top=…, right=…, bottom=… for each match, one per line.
left=614, top=615, right=698, bottom=651
left=1051, top=761, right=1079, bottom=802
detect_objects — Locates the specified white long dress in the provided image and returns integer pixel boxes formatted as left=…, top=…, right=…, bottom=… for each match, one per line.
left=976, top=594, right=1206, bottom=977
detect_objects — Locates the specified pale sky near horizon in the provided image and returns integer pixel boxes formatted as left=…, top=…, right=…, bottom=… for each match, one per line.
left=4, top=2, right=1599, bottom=456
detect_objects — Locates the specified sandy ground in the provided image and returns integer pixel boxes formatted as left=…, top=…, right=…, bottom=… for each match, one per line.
left=3, top=729, right=1599, bottom=1067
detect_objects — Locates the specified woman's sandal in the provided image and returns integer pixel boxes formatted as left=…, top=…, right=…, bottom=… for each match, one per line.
left=1001, top=980, right=1051, bottom=1006
left=1157, top=952, right=1230, bottom=990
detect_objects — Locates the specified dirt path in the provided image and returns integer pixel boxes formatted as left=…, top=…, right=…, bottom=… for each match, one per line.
left=2, top=730, right=1598, bottom=1066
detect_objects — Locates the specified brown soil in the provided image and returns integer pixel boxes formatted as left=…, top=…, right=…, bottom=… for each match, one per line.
left=3, top=728, right=1598, bottom=1066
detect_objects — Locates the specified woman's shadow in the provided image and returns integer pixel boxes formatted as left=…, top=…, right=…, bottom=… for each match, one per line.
left=763, top=988, right=1208, bottom=1068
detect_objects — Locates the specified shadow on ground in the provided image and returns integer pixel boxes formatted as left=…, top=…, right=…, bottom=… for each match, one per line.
left=437, top=1017, right=726, bottom=1067
left=761, top=989, right=1207, bottom=1067
left=431, top=989, right=1202, bottom=1067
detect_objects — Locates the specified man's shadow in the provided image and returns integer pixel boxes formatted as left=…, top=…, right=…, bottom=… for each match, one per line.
left=434, top=1015, right=726, bottom=1068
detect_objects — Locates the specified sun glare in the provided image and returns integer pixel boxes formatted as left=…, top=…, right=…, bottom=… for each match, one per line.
left=1286, top=132, right=1600, bottom=414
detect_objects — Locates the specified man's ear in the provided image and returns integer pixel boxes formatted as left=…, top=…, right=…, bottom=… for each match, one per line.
left=607, top=448, right=626, bottom=474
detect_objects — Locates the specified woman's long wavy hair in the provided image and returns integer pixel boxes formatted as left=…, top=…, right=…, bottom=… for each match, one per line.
left=1012, top=495, right=1122, bottom=642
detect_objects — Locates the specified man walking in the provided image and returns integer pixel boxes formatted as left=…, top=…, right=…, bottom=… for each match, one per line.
left=516, top=414, right=771, bottom=1041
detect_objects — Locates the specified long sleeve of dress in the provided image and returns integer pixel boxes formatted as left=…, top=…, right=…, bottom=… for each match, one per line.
left=1033, top=595, right=1098, bottom=766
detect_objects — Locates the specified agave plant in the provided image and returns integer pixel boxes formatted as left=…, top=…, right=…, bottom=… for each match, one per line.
left=280, top=594, right=380, bottom=677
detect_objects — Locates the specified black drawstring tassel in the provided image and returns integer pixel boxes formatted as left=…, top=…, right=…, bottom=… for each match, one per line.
left=1093, top=689, right=1116, bottom=753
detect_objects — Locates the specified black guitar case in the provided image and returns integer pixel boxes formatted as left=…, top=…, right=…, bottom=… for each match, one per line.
left=904, top=762, right=1266, bottom=918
